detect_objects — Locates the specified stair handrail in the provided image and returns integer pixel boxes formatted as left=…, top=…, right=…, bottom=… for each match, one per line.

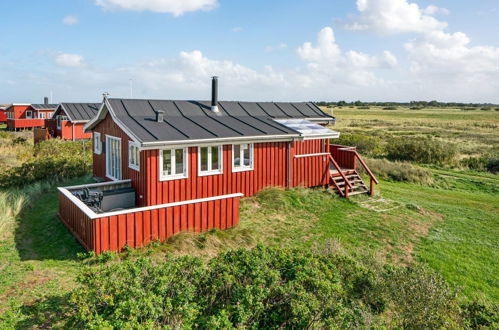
left=329, top=155, right=353, bottom=197
left=336, top=147, right=378, bottom=195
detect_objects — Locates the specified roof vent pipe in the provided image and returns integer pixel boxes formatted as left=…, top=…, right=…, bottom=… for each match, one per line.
left=155, top=110, right=165, bottom=122
left=44, top=96, right=49, bottom=105
left=211, top=76, right=219, bottom=113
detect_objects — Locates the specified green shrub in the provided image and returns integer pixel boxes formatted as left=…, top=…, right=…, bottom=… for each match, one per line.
left=382, top=106, right=397, bottom=110
left=336, top=133, right=382, bottom=155
left=385, top=136, right=458, bottom=166
left=22, top=245, right=484, bottom=328
left=361, top=158, right=433, bottom=184
left=67, top=246, right=377, bottom=328
left=0, top=158, right=89, bottom=188
left=460, top=155, right=499, bottom=173
left=383, top=265, right=460, bottom=329
left=460, top=300, right=499, bottom=329
left=0, top=139, right=92, bottom=188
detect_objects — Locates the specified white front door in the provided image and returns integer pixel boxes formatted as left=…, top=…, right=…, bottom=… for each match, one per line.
left=106, top=135, right=122, bottom=180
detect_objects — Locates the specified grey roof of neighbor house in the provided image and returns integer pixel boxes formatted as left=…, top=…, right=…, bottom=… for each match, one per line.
left=30, top=104, right=58, bottom=110
left=55, top=103, right=101, bottom=122
left=89, top=98, right=336, bottom=145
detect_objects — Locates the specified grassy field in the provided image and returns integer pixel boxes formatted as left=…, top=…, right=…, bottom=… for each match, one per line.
left=327, top=106, right=499, bottom=158
left=0, top=107, right=498, bottom=327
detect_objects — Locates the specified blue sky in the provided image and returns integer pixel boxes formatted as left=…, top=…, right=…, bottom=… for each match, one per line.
left=1, top=0, right=499, bottom=103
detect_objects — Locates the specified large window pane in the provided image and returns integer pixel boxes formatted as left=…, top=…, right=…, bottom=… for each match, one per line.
left=175, top=148, right=184, bottom=175
left=163, top=150, right=172, bottom=176
left=234, top=144, right=241, bottom=167
left=211, top=146, right=219, bottom=170
left=243, top=144, right=250, bottom=166
left=200, top=147, right=208, bottom=171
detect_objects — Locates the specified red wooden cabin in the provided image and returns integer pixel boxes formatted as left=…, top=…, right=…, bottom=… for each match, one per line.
left=6, top=97, right=57, bottom=131
left=58, top=77, right=377, bottom=254
left=48, top=103, right=100, bottom=140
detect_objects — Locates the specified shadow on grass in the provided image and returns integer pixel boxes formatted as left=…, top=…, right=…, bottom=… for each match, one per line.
left=14, top=293, right=72, bottom=329
left=14, top=181, right=87, bottom=261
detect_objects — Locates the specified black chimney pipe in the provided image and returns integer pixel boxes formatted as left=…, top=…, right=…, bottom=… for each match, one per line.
left=211, top=76, right=219, bottom=112
left=155, top=110, right=165, bottom=122
left=44, top=96, right=49, bottom=105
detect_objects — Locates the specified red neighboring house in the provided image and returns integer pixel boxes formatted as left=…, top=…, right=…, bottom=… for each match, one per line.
left=0, top=106, right=7, bottom=123
left=48, top=103, right=100, bottom=140
left=6, top=97, right=57, bottom=131
left=58, top=77, right=378, bottom=254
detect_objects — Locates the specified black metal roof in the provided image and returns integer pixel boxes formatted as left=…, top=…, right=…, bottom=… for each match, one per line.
left=30, top=104, right=58, bottom=110
left=55, top=103, right=100, bottom=122
left=89, top=98, right=335, bottom=145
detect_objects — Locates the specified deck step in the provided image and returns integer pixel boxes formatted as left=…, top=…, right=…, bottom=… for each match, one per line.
left=348, top=189, right=369, bottom=196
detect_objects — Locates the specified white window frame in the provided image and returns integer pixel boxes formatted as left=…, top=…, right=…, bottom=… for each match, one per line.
left=198, top=145, right=223, bottom=176
left=128, top=141, right=140, bottom=171
left=105, top=135, right=122, bottom=181
left=39, top=112, right=46, bottom=119
left=26, top=110, right=32, bottom=119
left=159, top=148, right=188, bottom=181
left=232, top=143, right=254, bottom=172
left=94, top=132, right=102, bottom=155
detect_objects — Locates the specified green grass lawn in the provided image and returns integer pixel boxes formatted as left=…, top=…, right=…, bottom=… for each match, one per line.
left=1, top=168, right=497, bottom=327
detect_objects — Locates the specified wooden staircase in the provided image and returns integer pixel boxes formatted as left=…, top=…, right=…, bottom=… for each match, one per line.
left=330, top=171, right=369, bottom=196
left=328, top=146, right=378, bottom=198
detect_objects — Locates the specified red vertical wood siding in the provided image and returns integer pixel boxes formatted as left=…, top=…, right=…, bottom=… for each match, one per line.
left=58, top=192, right=94, bottom=251
left=56, top=120, right=92, bottom=140
left=291, top=139, right=329, bottom=188
left=59, top=193, right=242, bottom=255
left=329, top=145, right=357, bottom=170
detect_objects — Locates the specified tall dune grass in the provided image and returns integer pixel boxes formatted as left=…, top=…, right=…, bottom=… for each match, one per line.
left=0, top=190, right=26, bottom=240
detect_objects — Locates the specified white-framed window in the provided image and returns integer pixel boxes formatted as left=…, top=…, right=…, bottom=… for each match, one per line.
left=159, top=148, right=188, bottom=181
left=198, top=145, right=223, bottom=176
left=128, top=141, right=140, bottom=171
left=57, top=115, right=68, bottom=129
left=39, top=112, right=46, bottom=119
left=232, top=143, right=254, bottom=172
left=106, top=135, right=122, bottom=181
left=94, top=132, right=102, bottom=155
left=26, top=110, right=32, bottom=119
left=48, top=112, right=54, bottom=119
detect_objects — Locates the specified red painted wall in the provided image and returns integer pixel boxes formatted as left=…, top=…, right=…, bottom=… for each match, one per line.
left=59, top=190, right=241, bottom=254
left=92, top=113, right=330, bottom=207
left=6, top=105, right=54, bottom=129
left=0, top=110, right=6, bottom=123
left=56, top=120, right=92, bottom=140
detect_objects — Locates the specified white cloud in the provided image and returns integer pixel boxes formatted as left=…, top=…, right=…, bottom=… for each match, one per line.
left=55, top=53, right=85, bottom=67
left=265, top=43, right=287, bottom=52
left=231, top=26, right=243, bottom=33
left=297, top=27, right=397, bottom=86
left=423, top=5, right=449, bottom=16
left=344, top=0, right=447, bottom=34
left=95, top=0, right=218, bottom=16
left=62, top=15, right=79, bottom=25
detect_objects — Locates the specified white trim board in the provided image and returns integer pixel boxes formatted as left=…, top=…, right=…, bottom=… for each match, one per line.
left=294, top=152, right=330, bottom=158
left=58, top=187, right=243, bottom=220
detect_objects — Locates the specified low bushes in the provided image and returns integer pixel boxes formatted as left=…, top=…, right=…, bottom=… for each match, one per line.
left=54, top=245, right=496, bottom=328
left=336, top=133, right=382, bottom=155
left=0, top=139, right=92, bottom=188
left=361, top=158, right=433, bottom=184
left=385, top=136, right=458, bottom=166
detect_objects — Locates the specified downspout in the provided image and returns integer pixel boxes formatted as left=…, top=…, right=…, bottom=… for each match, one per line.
left=287, top=141, right=291, bottom=189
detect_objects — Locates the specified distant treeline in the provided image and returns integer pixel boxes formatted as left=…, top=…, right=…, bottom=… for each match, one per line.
left=315, top=100, right=498, bottom=108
